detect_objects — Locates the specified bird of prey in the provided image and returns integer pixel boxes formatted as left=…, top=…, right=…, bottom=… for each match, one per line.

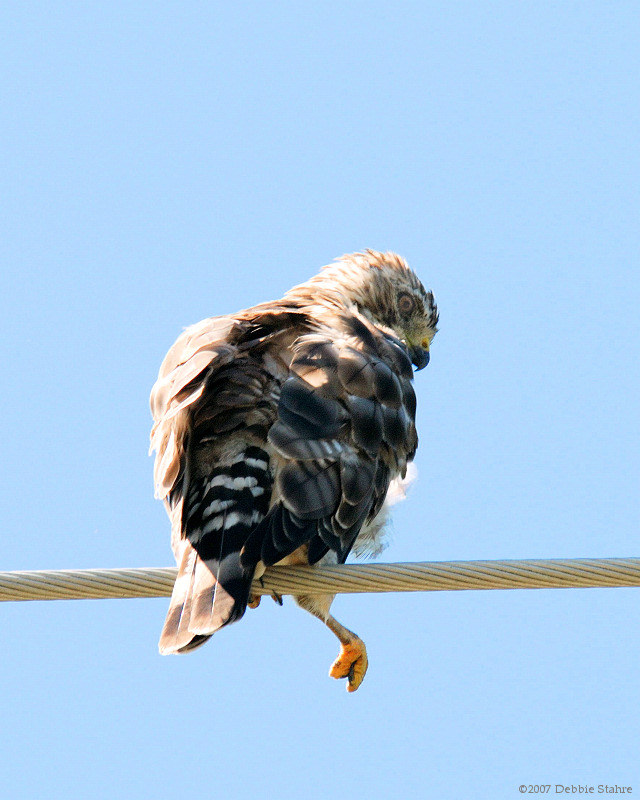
left=150, top=250, right=438, bottom=692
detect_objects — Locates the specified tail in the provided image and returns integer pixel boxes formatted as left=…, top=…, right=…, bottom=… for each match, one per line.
left=159, top=445, right=272, bottom=655
left=159, top=541, right=255, bottom=655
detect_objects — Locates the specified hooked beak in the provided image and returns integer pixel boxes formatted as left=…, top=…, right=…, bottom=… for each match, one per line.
left=409, top=344, right=430, bottom=370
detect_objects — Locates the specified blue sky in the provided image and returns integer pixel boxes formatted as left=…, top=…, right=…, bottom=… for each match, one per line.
left=1, top=2, right=639, bottom=798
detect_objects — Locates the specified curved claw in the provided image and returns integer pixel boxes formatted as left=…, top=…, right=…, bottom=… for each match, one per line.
left=329, top=638, right=368, bottom=692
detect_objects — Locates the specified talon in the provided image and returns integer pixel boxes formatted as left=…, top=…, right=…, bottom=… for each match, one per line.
left=271, top=591, right=283, bottom=606
left=329, top=638, right=368, bottom=692
left=247, top=594, right=261, bottom=609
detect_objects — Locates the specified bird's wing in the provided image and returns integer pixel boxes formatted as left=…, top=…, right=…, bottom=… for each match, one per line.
left=151, top=310, right=298, bottom=653
left=241, top=313, right=418, bottom=568
left=150, top=316, right=239, bottom=506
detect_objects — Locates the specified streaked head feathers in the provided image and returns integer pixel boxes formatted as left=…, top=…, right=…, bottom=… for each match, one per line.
left=287, top=249, right=438, bottom=370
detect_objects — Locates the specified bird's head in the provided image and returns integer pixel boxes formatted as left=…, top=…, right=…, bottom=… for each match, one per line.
left=298, top=250, right=438, bottom=370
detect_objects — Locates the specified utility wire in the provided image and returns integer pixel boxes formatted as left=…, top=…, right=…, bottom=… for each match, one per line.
left=1, top=557, right=639, bottom=602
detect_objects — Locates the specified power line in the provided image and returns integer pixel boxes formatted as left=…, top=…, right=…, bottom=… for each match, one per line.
left=1, top=557, right=639, bottom=602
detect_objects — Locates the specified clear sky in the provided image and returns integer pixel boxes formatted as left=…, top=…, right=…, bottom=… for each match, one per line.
left=1, top=2, right=638, bottom=798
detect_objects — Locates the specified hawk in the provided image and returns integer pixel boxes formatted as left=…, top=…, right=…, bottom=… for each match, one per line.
left=150, top=250, right=438, bottom=692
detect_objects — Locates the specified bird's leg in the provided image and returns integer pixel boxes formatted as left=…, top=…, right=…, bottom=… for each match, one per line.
left=246, top=576, right=283, bottom=608
left=248, top=570, right=266, bottom=609
left=295, top=593, right=368, bottom=693
left=325, top=614, right=369, bottom=693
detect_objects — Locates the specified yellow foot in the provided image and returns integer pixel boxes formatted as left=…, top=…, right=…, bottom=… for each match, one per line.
left=247, top=594, right=261, bottom=609
left=329, top=638, right=368, bottom=693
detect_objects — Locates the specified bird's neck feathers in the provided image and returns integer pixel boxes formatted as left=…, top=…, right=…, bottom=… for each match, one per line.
left=283, top=250, right=411, bottom=333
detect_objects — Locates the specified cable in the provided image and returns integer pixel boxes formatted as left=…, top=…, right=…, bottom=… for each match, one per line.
left=1, top=557, right=639, bottom=602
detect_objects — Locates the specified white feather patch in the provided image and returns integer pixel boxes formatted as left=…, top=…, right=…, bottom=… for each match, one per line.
left=351, top=462, right=418, bottom=559
left=385, top=462, right=418, bottom=507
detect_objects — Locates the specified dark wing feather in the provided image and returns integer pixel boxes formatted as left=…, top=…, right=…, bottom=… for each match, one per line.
left=242, top=319, right=417, bottom=569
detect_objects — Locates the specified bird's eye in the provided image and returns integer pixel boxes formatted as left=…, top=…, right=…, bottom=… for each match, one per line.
left=397, top=292, right=415, bottom=315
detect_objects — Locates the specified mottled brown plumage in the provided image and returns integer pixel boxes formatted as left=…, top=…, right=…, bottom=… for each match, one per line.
left=150, top=250, right=438, bottom=691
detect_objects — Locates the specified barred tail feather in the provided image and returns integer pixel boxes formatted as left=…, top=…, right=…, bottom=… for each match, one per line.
left=159, top=446, right=271, bottom=655
left=189, top=551, right=253, bottom=634
left=158, top=545, right=200, bottom=654
left=158, top=543, right=255, bottom=654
